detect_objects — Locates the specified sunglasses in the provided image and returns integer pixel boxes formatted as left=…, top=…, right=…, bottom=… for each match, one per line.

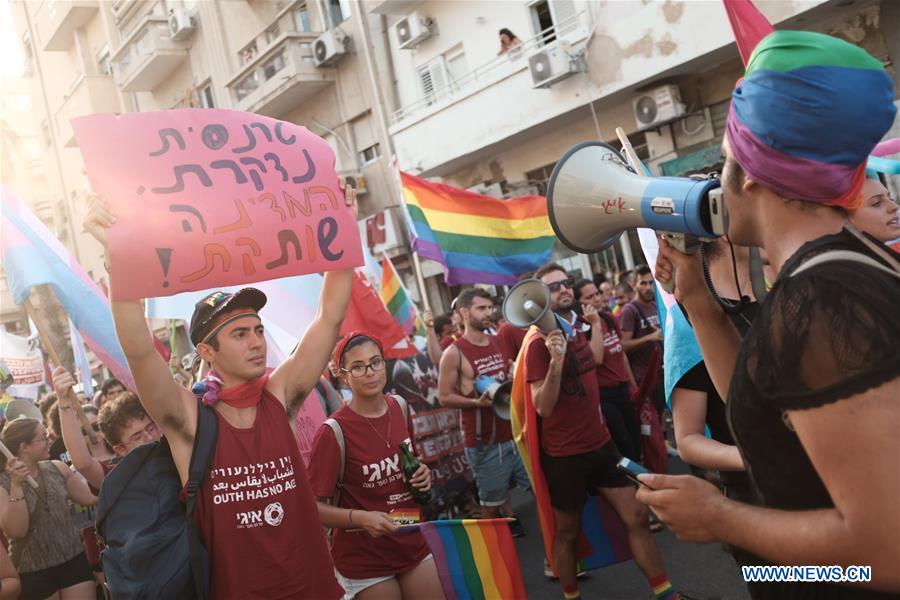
left=548, top=278, right=575, bottom=292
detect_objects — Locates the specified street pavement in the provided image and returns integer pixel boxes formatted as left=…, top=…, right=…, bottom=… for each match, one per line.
left=509, top=457, right=752, bottom=599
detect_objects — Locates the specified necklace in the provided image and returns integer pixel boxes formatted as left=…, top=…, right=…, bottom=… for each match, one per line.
left=362, top=400, right=392, bottom=449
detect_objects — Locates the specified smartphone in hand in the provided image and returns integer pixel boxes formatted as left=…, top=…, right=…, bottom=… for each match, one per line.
left=616, top=457, right=651, bottom=487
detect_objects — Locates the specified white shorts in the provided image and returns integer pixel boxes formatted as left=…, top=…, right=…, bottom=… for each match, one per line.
left=335, top=554, right=434, bottom=599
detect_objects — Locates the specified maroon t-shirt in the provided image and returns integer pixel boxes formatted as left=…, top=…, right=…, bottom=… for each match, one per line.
left=618, top=300, right=662, bottom=384
left=439, top=333, right=461, bottom=351
left=496, top=322, right=527, bottom=363
left=453, top=336, right=513, bottom=447
left=595, top=315, right=631, bottom=388
left=524, top=330, right=611, bottom=457
left=307, top=396, right=429, bottom=579
left=193, top=388, right=342, bottom=600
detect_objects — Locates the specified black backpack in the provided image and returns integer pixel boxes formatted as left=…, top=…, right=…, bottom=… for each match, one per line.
left=95, top=401, right=218, bottom=599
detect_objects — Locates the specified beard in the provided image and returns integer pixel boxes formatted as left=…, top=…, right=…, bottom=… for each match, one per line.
left=554, top=295, right=574, bottom=313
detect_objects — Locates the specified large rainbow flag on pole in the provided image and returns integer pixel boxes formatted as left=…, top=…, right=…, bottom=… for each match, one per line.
left=379, top=254, right=417, bottom=334
left=400, top=172, right=555, bottom=286
left=0, top=187, right=134, bottom=390
left=510, top=327, right=632, bottom=575
left=414, top=518, right=527, bottom=600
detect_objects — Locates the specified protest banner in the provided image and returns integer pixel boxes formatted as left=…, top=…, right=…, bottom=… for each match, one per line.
left=384, top=352, right=476, bottom=518
left=73, top=109, right=363, bottom=300
left=0, top=329, right=44, bottom=386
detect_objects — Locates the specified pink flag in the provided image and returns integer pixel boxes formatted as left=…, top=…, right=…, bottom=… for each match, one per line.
left=723, top=0, right=775, bottom=67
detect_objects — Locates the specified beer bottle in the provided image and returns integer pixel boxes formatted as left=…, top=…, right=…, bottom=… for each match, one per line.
left=399, top=442, right=431, bottom=505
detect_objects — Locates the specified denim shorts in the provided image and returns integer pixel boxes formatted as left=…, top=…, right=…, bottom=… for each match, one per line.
left=464, top=439, right=531, bottom=507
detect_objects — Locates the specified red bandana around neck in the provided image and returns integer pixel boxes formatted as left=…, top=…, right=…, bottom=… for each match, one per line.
left=217, top=374, right=269, bottom=409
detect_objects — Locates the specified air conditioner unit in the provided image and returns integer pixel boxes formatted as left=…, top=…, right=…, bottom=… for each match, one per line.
left=168, top=8, right=195, bottom=41
left=633, top=85, right=685, bottom=130
left=314, top=29, right=350, bottom=67
left=342, top=173, right=368, bottom=195
left=528, top=45, right=575, bottom=89
left=466, top=182, right=503, bottom=198
left=396, top=12, right=433, bottom=49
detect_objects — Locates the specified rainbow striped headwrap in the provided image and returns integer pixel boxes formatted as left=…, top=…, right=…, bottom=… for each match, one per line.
left=726, top=30, right=896, bottom=209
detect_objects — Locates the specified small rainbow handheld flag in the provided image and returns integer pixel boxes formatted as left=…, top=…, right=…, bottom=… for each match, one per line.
left=413, top=518, right=526, bottom=600
left=379, top=254, right=417, bottom=334
left=401, top=171, right=555, bottom=286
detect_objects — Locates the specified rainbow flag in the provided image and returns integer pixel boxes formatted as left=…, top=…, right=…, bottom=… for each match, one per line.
left=379, top=254, right=417, bottom=334
left=722, top=0, right=774, bottom=66
left=0, top=187, right=134, bottom=390
left=401, top=172, right=554, bottom=286
left=511, top=327, right=632, bottom=575
left=415, top=519, right=526, bottom=600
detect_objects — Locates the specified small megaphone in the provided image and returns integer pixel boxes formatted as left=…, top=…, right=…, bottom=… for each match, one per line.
left=475, top=375, right=513, bottom=420
left=547, top=141, right=728, bottom=290
left=502, top=279, right=573, bottom=336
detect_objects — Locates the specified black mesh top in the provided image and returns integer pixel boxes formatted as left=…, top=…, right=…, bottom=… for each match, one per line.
left=728, top=229, right=900, bottom=512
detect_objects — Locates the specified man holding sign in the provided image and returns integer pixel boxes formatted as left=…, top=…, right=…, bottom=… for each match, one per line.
left=78, top=111, right=365, bottom=599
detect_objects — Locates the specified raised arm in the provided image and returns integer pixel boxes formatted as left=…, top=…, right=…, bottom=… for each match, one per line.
left=270, top=180, right=358, bottom=416
left=84, top=197, right=197, bottom=470
left=582, top=305, right=604, bottom=365
left=52, top=367, right=105, bottom=490
left=423, top=309, right=443, bottom=366
left=529, top=331, right=566, bottom=418
left=655, top=239, right=742, bottom=400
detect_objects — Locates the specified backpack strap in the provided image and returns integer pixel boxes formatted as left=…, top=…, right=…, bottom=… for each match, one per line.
left=186, top=401, right=219, bottom=600
left=324, top=418, right=345, bottom=507
left=790, top=250, right=900, bottom=280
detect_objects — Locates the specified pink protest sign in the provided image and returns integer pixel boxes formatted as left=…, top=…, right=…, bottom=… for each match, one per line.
left=73, top=109, right=363, bottom=300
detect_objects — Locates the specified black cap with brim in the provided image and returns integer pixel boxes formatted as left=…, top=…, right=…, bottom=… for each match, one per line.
left=189, top=288, right=267, bottom=346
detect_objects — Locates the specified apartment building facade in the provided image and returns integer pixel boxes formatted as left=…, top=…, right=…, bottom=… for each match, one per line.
left=4, top=0, right=405, bottom=332
left=370, top=0, right=899, bottom=298
left=5, top=0, right=899, bottom=327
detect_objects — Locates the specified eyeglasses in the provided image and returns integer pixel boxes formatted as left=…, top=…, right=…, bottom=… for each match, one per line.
left=125, top=422, right=159, bottom=445
left=30, top=432, right=51, bottom=444
left=82, top=423, right=102, bottom=437
left=548, top=278, right=575, bottom=292
left=341, top=357, right=386, bottom=378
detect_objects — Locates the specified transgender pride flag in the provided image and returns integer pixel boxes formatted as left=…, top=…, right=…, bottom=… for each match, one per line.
left=0, top=187, right=134, bottom=390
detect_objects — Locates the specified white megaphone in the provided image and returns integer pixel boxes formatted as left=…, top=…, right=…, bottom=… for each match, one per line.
left=502, top=279, right=574, bottom=340
left=547, top=142, right=728, bottom=289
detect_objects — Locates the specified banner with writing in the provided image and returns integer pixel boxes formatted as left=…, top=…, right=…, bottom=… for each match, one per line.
left=73, top=109, right=363, bottom=300
left=384, top=353, right=475, bottom=518
left=0, top=329, right=44, bottom=386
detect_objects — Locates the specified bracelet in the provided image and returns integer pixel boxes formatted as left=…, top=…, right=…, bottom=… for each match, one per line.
left=8, top=496, right=25, bottom=503
left=59, top=406, right=74, bottom=412
left=348, top=509, right=354, bottom=525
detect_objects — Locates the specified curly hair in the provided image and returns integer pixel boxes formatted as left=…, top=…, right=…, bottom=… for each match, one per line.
left=97, top=392, right=148, bottom=446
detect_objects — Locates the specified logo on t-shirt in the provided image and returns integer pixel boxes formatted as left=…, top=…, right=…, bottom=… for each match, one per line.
left=264, top=502, right=284, bottom=527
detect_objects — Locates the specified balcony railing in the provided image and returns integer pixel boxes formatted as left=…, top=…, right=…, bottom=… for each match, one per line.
left=34, top=0, right=99, bottom=52
left=226, top=31, right=335, bottom=118
left=56, top=74, right=121, bottom=147
left=112, top=16, right=189, bottom=92
left=391, top=11, right=590, bottom=124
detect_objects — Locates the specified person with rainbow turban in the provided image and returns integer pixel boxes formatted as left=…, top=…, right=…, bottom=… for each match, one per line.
left=639, top=30, right=900, bottom=598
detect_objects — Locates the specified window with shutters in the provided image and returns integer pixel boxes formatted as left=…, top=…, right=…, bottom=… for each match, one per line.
left=418, top=57, right=449, bottom=105
left=445, top=46, right=468, bottom=90
left=529, top=0, right=578, bottom=45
